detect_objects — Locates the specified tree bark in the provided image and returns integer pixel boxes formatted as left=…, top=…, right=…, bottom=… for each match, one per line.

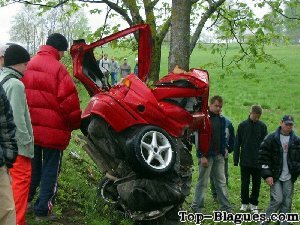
left=168, top=0, right=191, bottom=72
left=148, top=37, right=162, bottom=82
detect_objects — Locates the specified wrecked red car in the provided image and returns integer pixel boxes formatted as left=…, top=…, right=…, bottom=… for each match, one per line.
left=70, top=24, right=210, bottom=222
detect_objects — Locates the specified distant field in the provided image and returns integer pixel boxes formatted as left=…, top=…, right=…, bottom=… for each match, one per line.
left=27, top=44, right=300, bottom=225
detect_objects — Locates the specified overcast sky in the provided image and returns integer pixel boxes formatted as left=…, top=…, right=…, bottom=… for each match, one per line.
left=0, top=3, right=20, bottom=43
left=0, top=2, right=108, bottom=44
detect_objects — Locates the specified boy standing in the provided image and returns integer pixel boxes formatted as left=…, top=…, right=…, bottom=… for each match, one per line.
left=234, top=105, right=267, bottom=213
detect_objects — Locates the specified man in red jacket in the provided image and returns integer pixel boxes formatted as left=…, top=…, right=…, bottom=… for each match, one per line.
left=22, top=33, right=81, bottom=220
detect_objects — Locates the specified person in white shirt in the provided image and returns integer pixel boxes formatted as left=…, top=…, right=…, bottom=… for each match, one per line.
left=99, top=53, right=111, bottom=85
left=259, top=115, right=300, bottom=225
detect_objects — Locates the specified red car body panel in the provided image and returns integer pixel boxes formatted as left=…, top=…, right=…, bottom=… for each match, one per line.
left=72, top=23, right=211, bottom=154
left=81, top=69, right=209, bottom=138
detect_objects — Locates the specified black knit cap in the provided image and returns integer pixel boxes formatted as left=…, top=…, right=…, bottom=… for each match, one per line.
left=4, top=44, right=30, bottom=67
left=46, top=33, right=68, bottom=51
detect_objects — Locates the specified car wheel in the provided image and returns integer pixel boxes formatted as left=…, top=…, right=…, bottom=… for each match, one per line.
left=98, top=178, right=119, bottom=204
left=128, top=126, right=177, bottom=175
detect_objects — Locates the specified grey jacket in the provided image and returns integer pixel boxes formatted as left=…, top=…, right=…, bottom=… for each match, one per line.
left=0, top=67, right=34, bottom=158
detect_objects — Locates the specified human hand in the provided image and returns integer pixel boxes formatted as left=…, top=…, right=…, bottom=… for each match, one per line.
left=200, top=157, right=208, bottom=168
left=266, top=177, right=273, bottom=186
left=224, top=149, right=229, bottom=159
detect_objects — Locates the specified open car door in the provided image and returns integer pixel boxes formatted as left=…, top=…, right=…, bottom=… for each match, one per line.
left=70, top=24, right=152, bottom=96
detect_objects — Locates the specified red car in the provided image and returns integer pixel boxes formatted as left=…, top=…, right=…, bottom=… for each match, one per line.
left=71, top=24, right=210, bottom=220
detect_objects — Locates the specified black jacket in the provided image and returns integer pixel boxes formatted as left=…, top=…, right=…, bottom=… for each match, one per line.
left=0, top=83, right=18, bottom=168
left=234, top=118, right=267, bottom=168
left=258, top=127, right=300, bottom=183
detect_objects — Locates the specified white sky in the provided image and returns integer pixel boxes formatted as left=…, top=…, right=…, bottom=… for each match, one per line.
left=0, top=2, right=109, bottom=44
left=0, top=3, right=20, bottom=43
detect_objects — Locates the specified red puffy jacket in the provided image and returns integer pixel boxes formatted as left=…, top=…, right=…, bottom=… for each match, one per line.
left=22, top=45, right=81, bottom=150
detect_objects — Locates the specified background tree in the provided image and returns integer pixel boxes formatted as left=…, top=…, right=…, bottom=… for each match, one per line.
left=283, top=0, right=300, bottom=43
left=9, top=4, right=91, bottom=54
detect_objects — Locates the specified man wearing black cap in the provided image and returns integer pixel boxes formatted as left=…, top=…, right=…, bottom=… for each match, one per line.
left=22, top=33, right=81, bottom=220
left=259, top=115, right=300, bottom=225
left=0, top=44, right=34, bottom=225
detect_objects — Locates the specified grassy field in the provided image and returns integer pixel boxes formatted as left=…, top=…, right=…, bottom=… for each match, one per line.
left=27, top=44, right=300, bottom=225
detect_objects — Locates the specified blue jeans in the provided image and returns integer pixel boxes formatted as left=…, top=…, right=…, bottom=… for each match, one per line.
left=192, top=154, right=232, bottom=212
left=210, top=157, right=229, bottom=198
left=28, top=146, right=63, bottom=216
left=264, top=179, right=294, bottom=225
left=111, top=72, right=118, bottom=85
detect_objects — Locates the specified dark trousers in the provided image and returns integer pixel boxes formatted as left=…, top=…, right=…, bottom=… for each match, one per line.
left=240, top=165, right=261, bottom=205
left=28, top=145, right=63, bottom=216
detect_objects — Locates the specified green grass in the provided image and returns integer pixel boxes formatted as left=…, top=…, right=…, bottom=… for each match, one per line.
left=27, top=44, right=300, bottom=225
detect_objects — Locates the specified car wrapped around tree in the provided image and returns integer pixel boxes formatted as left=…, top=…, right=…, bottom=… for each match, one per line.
left=70, top=24, right=210, bottom=223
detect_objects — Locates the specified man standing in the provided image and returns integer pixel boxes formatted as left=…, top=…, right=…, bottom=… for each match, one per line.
left=120, top=58, right=131, bottom=78
left=1, top=44, right=34, bottom=225
left=0, top=43, right=18, bottom=225
left=234, top=105, right=267, bottom=213
left=22, top=33, right=81, bottom=220
left=110, top=57, right=119, bottom=85
left=259, top=115, right=300, bottom=225
left=99, top=53, right=111, bottom=85
left=210, top=116, right=234, bottom=200
left=191, top=96, right=232, bottom=213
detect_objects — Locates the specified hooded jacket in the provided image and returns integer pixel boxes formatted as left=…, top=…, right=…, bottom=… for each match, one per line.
left=0, top=67, right=34, bottom=158
left=22, top=45, right=81, bottom=150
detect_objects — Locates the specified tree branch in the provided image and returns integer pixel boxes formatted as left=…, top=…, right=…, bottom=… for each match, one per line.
left=123, top=0, right=144, bottom=24
left=220, top=40, right=229, bottom=69
left=12, top=0, right=69, bottom=8
left=217, top=9, right=249, bottom=67
left=147, top=0, right=159, bottom=11
left=100, top=0, right=134, bottom=25
left=266, top=1, right=300, bottom=20
left=191, top=0, right=200, bottom=4
left=189, top=0, right=226, bottom=55
left=157, top=16, right=171, bottom=43
left=143, top=0, right=157, bottom=38
left=219, top=8, right=248, bottom=57
left=11, top=0, right=135, bottom=25
left=205, top=9, right=220, bottom=30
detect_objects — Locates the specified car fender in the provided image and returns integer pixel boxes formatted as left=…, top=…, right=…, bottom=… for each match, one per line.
left=82, top=94, right=148, bottom=132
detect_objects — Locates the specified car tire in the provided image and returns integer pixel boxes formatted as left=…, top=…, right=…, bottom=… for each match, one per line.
left=127, top=125, right=177, bottom=176
left=98, top=177, right=119, bottom=204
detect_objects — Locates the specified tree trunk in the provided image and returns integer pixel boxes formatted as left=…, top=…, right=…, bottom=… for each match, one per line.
left=149, top=38, right=162, bottom=83
left=168, top=0, right=191, bottom=72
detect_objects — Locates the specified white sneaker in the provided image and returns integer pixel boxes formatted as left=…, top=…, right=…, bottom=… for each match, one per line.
left=240, top=204, right=248, bottom=211
left=249, top=204, right=258, bottom=213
